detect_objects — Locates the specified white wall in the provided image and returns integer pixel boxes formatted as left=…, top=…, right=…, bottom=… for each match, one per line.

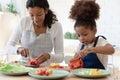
left=0, top=12, right=20, bottom=50
left=49, top=0, right=120, bottom=46
left=96, top=0, right=120, bottom=46
left=14, top=0, right=27, bottom=15
left=49, top=0, right=75, bottom=34
left=0, top=0, right=120, bottom=47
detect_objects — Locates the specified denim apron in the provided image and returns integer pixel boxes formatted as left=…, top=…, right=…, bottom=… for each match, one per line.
left=81, top=35, right=106, bottom=69
left=20, top=24, right=53, bottom=62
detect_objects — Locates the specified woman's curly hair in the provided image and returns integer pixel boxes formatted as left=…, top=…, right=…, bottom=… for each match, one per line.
left=69, top=0, right=100, bottom=29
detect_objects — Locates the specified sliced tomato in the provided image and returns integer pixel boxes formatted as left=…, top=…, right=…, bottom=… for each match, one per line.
left=28, top=59, right=37, bottom=65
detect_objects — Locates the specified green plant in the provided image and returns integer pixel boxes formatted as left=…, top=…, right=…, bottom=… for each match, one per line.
left=64, top=32, right=71, bottom=39
left=6, top=1, right=17, bottom=14
left=71, top=33, right=78, bottom=39
left=64, top=32, right=78, bottom=40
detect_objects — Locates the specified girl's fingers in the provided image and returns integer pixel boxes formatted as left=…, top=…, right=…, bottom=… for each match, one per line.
left=74, top=52, right=79, bottom=58
left=73, top=49, right=89, bottom=59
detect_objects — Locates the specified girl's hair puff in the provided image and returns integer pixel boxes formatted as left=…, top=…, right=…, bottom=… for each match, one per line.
left=69, top=0, right=100, bottom=21
left=69, top=0, right=100, bottom=29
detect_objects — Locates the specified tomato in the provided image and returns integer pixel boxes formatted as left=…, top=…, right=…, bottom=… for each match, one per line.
left=28, top=59, right=37, bottom=65
left=36, top=69, right=53, bottom=76
left=14, top=60, right=18, bottom=63
left=36, top=69, right=45, bottom=75
left=45, top=71, right=49, bottom=76
left=57, top=66, right=64, bottom=68
left=68, top=59, right=83, bottom=69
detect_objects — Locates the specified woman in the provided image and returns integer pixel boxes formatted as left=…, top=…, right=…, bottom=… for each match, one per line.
left=5, top=0, right=64, bottom=65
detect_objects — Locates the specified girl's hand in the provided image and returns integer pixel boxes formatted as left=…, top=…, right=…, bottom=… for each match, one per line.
left=17, top=47, right=29, bottom=57
left=74, top=48, right=93, bottom=58
left=36, top=53, right=50, bottom=64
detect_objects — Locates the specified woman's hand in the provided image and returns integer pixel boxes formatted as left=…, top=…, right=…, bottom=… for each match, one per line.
left=74, top=48, right=93, bottom=59
left=36, top=53, right=50, bottom=64
left=17, top=47, right=29, bottom=57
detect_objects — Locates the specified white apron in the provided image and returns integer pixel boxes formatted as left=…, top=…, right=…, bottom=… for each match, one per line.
left=20, top=24, right=53, bottom=62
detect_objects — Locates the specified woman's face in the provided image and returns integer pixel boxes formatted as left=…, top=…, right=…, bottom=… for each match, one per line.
left=28, top=7, right=48, bottom=26
left=75, top=26, right=96, bottom=45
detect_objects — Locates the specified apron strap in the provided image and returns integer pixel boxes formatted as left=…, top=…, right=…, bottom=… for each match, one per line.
left=80, top=44, right=85, bottom=50
left=93, top=35, right=106, bottom=47
left=80, top=35, right=106, bottom=49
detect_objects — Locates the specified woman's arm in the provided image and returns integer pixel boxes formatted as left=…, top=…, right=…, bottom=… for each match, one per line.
left=5, top=20, right=22, bottom=54
left=49, top=22, right=64, bottom=63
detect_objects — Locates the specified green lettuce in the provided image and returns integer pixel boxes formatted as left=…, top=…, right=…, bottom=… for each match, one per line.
left=0, top=62, right=31, bottom=73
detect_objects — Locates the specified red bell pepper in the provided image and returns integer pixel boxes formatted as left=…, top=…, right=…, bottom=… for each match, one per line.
left=69, top=59, right=83, bottom=69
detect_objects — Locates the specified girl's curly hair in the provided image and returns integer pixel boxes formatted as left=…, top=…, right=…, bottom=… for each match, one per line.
left=69, top=0, right=100, bottom=21
left=69, top=0, right=100, bottom=29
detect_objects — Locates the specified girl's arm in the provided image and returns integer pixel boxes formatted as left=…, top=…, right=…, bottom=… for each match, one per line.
left=89, top=43, right=115, bottom=55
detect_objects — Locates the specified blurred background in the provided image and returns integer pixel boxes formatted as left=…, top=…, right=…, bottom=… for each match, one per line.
left=0, top=0, right=120, bottom=67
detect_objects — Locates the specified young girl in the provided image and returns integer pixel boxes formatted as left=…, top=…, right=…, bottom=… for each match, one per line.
left=69, top=0, right=115, bottom=69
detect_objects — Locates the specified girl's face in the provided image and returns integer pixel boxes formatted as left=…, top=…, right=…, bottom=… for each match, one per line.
left=75, top=26, right=96, bottom=45
left=28, top=7, right=48, bottom=26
